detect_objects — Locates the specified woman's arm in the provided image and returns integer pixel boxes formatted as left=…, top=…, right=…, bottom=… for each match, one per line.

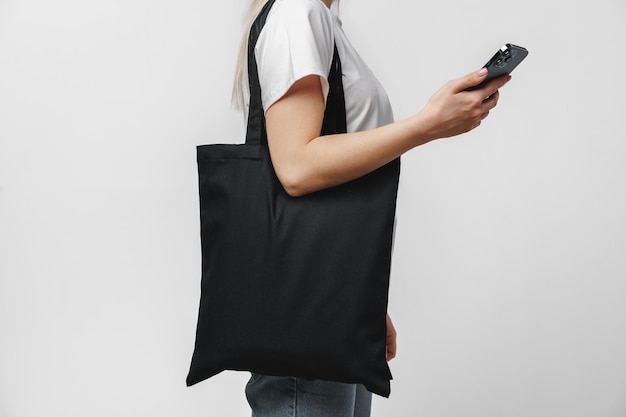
left=265, top=68, right=510, bottom=197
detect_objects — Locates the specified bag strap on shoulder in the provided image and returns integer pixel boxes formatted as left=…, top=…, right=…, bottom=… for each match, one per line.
left=245, top=0, right=346, bottom=146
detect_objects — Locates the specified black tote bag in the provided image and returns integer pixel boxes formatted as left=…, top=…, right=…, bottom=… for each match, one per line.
left=186, top=0, right=400, bottom=397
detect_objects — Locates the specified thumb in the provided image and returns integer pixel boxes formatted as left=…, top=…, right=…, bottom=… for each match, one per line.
left=451, top=68, right=488, bottom=92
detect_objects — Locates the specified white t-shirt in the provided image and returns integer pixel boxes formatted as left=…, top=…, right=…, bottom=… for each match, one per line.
left=243, top=0, right=394, bottom=133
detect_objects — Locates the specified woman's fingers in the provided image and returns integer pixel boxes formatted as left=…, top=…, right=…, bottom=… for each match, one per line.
left=450, top=68, right=489, bottom=92
left=480, top=75, right=511, bottom=98
left=482, top=90, right=499, bottom=111
left=386, top=314, right=397, bottom=362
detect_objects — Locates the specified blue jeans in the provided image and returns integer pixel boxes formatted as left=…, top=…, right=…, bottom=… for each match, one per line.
left=245, top=374, right=372, bottom=417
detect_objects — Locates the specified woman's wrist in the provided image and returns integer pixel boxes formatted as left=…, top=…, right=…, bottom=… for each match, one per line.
left=403, top=110, right=439, bottom=148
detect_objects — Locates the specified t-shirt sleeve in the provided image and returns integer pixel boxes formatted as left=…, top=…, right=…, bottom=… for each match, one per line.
left=254, top=0, right=334, bottom=112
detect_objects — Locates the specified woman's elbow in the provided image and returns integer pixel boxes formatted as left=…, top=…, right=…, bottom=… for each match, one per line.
left=274, top=166, right=313, bottom=198
left=284, top=185, right=306, bottom=198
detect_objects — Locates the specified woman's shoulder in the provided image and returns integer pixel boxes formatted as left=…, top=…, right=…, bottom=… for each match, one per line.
left=260, top=0, right=334, bottom=51
left=255, top=0, right=336, bottom=112
left=272, top=0, right=331, bottom=14
left=268, top=0, right=333, bottom=26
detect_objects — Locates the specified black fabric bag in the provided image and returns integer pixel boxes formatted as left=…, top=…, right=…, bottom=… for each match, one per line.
left=186, top=0, right=400, bottom=397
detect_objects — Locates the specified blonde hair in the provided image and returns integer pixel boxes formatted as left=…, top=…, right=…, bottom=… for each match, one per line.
left=232, top=0, right=272, bottom=110
left=231, top=0, right=338, bottom=110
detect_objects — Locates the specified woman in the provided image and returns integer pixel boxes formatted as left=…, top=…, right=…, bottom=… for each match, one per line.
left=236, top=0, right=510, bottom=415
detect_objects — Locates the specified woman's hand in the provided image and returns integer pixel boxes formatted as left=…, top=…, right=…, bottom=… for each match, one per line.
left=412, top=68, right=511, bottom=141
left=386, top=314, right=397, bottom=362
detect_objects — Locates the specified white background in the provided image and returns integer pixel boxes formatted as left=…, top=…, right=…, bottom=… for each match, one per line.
left=1, top=0, right=625, bottom=416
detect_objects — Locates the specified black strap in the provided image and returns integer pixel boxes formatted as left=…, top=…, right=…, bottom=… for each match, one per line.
left=245, top=0, right=347, bottom=146
left=321, top=46, right=347, bottom=135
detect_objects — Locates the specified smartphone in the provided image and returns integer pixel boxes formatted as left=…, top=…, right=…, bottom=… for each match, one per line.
left=465, top=43, right=528, bottom=91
